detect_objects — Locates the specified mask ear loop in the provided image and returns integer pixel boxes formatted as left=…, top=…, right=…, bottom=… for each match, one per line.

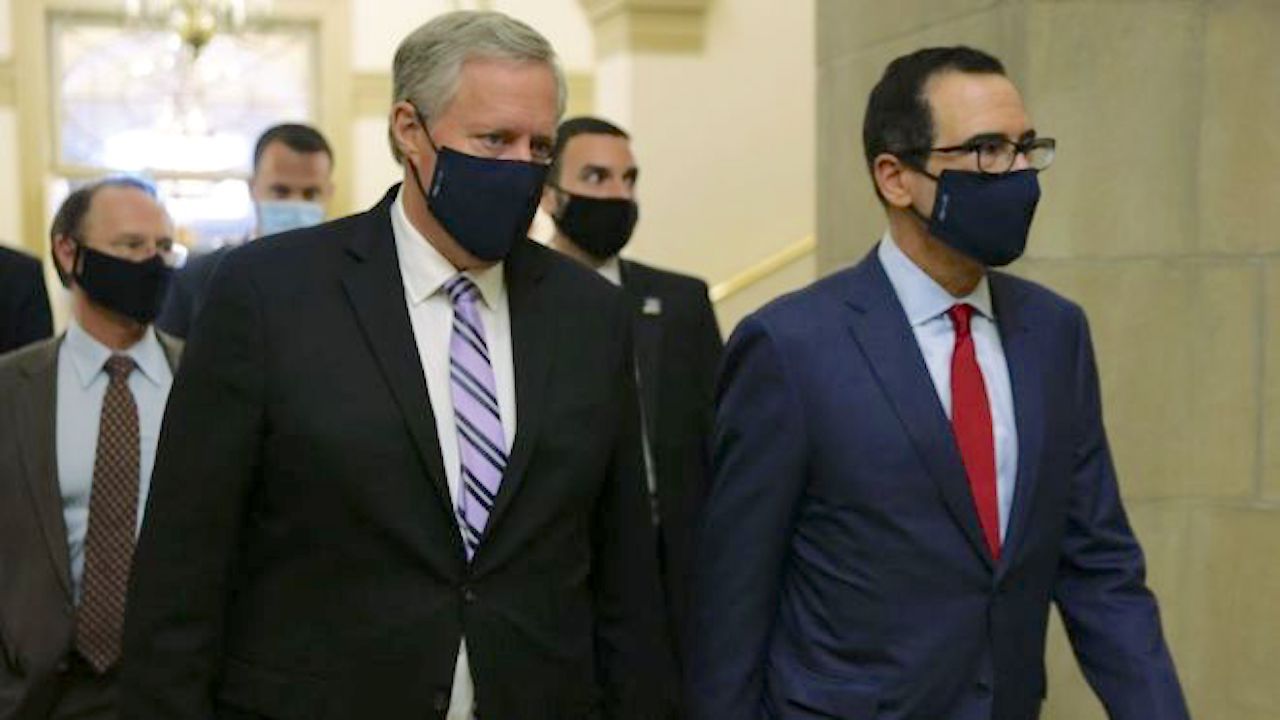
left=407, top=104, right=440, bottom=202
left=895, top=154, right=940, bottom=229
left=68, top=235, right=87, bottom=286
left=541, top=180, right=574, bottom=224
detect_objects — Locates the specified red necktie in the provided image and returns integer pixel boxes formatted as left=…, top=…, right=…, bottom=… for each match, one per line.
left=947, top=304, right=1001, bottom=560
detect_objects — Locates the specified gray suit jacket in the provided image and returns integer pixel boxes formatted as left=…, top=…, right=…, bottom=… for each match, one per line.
left=0, top=331, right=181, bottom=720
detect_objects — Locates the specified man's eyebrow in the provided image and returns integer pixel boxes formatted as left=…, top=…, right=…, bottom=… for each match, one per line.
left=579, top=164, right=612, bottom=177
left=957, top=129, right=1038, bottom=145
left=958, top=131, right=1011, bottom=146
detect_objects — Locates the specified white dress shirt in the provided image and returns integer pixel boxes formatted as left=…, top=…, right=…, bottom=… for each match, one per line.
left=596, top=255, right=623, bottom=287
left=56, top=319, right=174, bottom=602
left=391, top=188, right=517, bottom=720
left=877, top=231, right=1018, bottom=542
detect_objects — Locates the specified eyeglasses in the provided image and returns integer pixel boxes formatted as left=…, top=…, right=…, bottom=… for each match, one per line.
left=909, top=136, right=1057, bottom=174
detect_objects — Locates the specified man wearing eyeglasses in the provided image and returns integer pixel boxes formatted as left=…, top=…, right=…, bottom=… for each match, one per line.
left=686, top=47, right=1189, bottom=720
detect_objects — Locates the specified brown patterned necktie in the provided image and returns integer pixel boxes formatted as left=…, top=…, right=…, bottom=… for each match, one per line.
left=75, top=354, right=140, bottom=673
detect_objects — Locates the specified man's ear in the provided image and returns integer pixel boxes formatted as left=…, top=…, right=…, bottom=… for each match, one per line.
left=873, top=153, right=915, bottom=209
left=390, top=101, right=428, bottom=166
left=53, top=234, right=78, bottom=287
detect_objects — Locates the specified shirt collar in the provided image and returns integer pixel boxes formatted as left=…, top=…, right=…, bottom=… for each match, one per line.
left=391, top=187, right=506, bottom=309
left=64, top=318, right=170, bottom=389
left=597, top=256, right=623, bottom=287
left=876, top=229, right=994, bottom=327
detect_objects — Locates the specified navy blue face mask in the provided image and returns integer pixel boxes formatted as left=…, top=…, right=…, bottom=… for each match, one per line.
left=910, top=168, right=1041, bottom=267
left=408, top=110, right=548, bottom=263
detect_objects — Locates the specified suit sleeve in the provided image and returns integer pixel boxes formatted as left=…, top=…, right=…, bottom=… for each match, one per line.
left=14, top=263, right=53, bottom=348
left=685, top=316, right=808, bottom=720
left=593, top=296, right=679, bottom=720
left=1053, top=308, right=1189, bottom=720
left=121, top=252, right=266, bottom=719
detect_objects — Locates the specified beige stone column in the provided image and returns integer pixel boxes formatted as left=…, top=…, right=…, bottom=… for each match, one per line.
left=817, top=1, right=1280, bottom=718
left=579, top=0, right=816, bottom=332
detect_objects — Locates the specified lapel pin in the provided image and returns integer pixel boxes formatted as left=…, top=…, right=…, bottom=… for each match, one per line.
left=642, top=297, right=663, bottom=316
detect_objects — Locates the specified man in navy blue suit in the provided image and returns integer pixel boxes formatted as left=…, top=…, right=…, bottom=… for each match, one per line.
left=686, top=47, right=1189, bottom=720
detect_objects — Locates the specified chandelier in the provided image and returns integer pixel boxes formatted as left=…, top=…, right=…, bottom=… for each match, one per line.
left=124, top=0, right=274, bottom=56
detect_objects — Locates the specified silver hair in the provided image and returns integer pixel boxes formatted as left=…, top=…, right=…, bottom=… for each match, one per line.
left=388, top=10, right=567, bottom=163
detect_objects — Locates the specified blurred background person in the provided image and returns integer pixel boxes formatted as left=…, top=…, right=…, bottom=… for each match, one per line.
left=0, top=245, right=54, bottom=355
left=156, top=123, right=334, bottom=339
left=542, top=116, right=723, bottom=664
left=0, top=177, right=182, bottom=720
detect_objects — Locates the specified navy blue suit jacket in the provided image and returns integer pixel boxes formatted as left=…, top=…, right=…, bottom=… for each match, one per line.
left=686, top=248, right=1188, bottom=720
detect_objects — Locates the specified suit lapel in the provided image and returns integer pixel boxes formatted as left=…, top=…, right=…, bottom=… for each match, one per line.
left=340, top=190, right=455, bottom=528
left=621, top=262, right=663, bottom=446
left=989, top=273, right=1045, bottom=578
left=15, top=340, right=74, bottom=599
left=156, top=331, right=184, bottom=372
left=843, top=254, right=995, bottom=571
left=480, top=239, right=555, bottom=544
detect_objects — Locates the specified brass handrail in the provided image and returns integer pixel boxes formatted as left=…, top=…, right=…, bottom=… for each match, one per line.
left=710, top=235, right=816, bottom=304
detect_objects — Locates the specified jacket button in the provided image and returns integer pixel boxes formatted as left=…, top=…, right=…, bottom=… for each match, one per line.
left=55, top=658, right=71, bottom=674
left=462, top=585, right=477, bottom=603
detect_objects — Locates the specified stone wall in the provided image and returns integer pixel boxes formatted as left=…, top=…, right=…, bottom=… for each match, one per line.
left=816, top=2, right=1279, bottom=717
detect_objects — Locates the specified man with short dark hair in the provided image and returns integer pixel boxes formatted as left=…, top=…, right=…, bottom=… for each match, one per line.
left=0, top=177, right=182, bottom=720
left=541, top=116, right=722, bottom=661
left=156, top=122, right=335, bottom=338
left=0, top=245, right=53, bottom=355
left=687, top=46, right=1189, bottom=720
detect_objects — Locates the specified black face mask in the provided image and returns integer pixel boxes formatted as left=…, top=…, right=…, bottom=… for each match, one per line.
left=551, top=189, right=639, bottom=261
left=408, top=109, right=548, bottom=263
left=74, top=244, right=173, bottom=324
left=909, top=168, right=1041, bottom=267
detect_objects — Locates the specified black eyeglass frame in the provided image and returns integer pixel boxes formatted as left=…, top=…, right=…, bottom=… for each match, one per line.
left=901, top=136, right=1057, bottom=175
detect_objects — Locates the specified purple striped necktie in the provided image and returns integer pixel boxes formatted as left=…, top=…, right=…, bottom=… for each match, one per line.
left=445, top=275, right=506, bottom=560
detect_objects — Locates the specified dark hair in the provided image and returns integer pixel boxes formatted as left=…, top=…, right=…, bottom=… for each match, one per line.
left=50, top=176, right=158, bottom=287
left=549, top=116, right=630, bottom=184
left=253, top=123, right=334, bottom=171
left=862, top=46, right=1005, bottom=201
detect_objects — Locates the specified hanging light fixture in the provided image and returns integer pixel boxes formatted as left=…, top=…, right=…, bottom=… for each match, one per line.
left=124, top=0, right=273, bottom=56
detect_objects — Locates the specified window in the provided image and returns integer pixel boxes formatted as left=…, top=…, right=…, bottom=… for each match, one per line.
left=49, top=12, right=317, bottom=251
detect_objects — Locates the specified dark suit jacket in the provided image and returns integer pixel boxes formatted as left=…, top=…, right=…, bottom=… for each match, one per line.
left=120, top=187, right=675, bottom=720
left=0, top=332, right=182, bottom=720
left=618, top=261, right=721, bottom=658
left=686, top=248, right=1188, bottom=720
left=155, top=247, right=229, bottom=340
left=0, top=247, right=53, bottom=355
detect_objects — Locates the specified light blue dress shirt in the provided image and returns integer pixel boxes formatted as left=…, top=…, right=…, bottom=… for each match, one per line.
left=56, top=320, right=173, bottom=602
left=877, top=232, right=1018, bottom=541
